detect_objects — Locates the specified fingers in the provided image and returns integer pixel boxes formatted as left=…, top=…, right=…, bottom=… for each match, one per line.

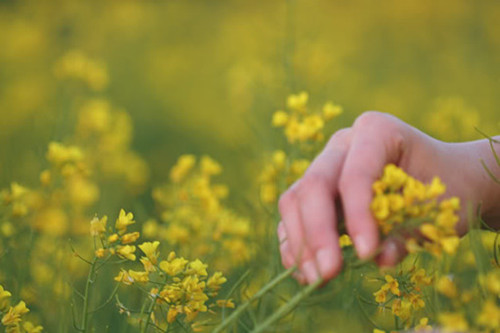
left=278, top=128, right=352, bottom=283
left=339, top=112, right=405, bottom=259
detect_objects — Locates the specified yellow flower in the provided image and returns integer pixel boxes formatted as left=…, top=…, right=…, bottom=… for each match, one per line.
left=477, top=299, right=500, bottom=330
left=287, top=91, right=308, bottom=112
left=207, top=272, right=227, bottom=291
left=436, top=276, right=457, bottom=298
left=414, top=317, right=432, bottom=331
left=0, top=285, right=12, bottom=311
left=90, top=215, right=107, bottom=237
left=170, top=155, right=196, bottom=183
left=272, top=110, right=289, bottom=127
left=95, top=248, right=107, bottom=258
left=410, top=268, right=432, bottom=285
left=438, top=312, right=468, bottom=332
left=121, top=232, right=140, bottom=244
left=1, top=301, right=29, bottom=326
left=116, top=245, right=136, bottom=261
left=391, top=298, right=411, bottom=320
left=23, top=321, right=43, bottom=333
left=114, top=270, right=134, bottom=285
left=128, top=270, right=149, bottom=284
left=108, top=233, right=119, bottom=243
left=272, top=150, right=286, bottom=169
left=373, top=287, right=388, bottom=303
left=339, top=234, right=352, bottom=248
left=115, top=209, right=135, bottom=235
left=373, top=329, right=385, bottom=333
left=322, top=102, right=342, bottom=120
left=200, top=156, right=222, bottom=176
left=159, top=257, right=188, bottom=276
left=384, top=275, right=401, bottom=296
left=138, top=241, right=160, bottom=265
left=187, top=259, right=208, bottom=276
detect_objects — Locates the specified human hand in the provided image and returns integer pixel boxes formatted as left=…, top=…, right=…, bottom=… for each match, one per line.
left=277, top=111, right=500, bottom=284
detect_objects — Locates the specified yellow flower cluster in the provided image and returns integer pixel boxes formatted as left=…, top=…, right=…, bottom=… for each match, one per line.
left=151, top=155, right=252, bottom=270
left=258, top=150, right=310, bottom=204
left=105, top=229, right=230, bottom=329
left=91, top=209, right=141, bottom=261
left=373, top=268, right=432, bottom=330
left=272, top=92, right=343, bottom=144
left=54, top=50, right=109, bottom=91
left=371, top=164, right=461, bottom=256
left=0, top=285, right=42, bottom=333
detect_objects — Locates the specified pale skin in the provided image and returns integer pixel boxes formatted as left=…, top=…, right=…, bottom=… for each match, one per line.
left=277, top=111, right=500, bottom=285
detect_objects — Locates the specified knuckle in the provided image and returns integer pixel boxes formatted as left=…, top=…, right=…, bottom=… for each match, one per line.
left=353, top=111, right=387, bottom=130
left=326, top=127, right=352, bottom=149
left=297, top=173, right=325, bottom=196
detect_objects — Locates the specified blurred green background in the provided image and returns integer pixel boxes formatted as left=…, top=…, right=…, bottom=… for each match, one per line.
left=1, top=0, right=499, bottom=192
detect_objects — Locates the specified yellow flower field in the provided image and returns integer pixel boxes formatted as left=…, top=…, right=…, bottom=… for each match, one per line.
left=0, top=0, right=499, bottom=332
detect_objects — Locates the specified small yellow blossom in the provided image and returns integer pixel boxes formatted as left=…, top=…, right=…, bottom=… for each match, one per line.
left=339, top=234, right=352, bottom=248
left=159, top=257, right=188, bottom=276
left=115, top=209, right=135, bottom=235
left=138, top=241, right=160, bottom=264
left=116, top=245, right=136, bottom=261
left=121, top=231, right=140, bottom=244
left=90, top=215, right=107, bottom=237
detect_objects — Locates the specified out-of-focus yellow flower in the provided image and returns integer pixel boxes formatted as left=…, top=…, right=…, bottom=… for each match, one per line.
left=170, top=155, right=196, bottom=183
left=436, top=276, right=457, bottom=298
left=23, top=321, right=43, bottom=333
left=200, top=156, right=222, bottom=176
left=438, top=312, right=469, bottom=332
left=477, top=299, right=500, bottom=330
left=287, top=91, right=308, bottom=112
left=216, top=299, right=235, bottom=308
left=90, top=215, right=107, bottom=237
left=272, top=110, right=289, bottom=127
left=54, top=50, right=109, bottom=91
left=0, top=285, right=12, bottom=311
left=322, top=102, right=343, bottom=120
left=414, top=317, right=432, bottom=331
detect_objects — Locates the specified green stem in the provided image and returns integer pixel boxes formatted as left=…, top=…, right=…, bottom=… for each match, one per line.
left=81, top=257, right=97, bottom=333
left=141, top=293, right=157, bottom=333
left=212, top=267, right=296, bottom=333
left=250, top=278, right=322, bottom=333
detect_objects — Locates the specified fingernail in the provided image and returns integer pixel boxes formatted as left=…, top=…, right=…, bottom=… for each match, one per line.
left=301, top=260, right=319, bottom=284
left=316, top=248, right=336, bottom=277
left=354, top=234, right=376, bottom=259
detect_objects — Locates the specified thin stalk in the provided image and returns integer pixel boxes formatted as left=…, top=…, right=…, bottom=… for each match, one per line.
left=141, top=293, right=157, bottom=333
left=81, top=257, right=97, bottom=332
left=212, top=267, right=296, bottom=333
left=250, top=278, right=322, bottom=333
